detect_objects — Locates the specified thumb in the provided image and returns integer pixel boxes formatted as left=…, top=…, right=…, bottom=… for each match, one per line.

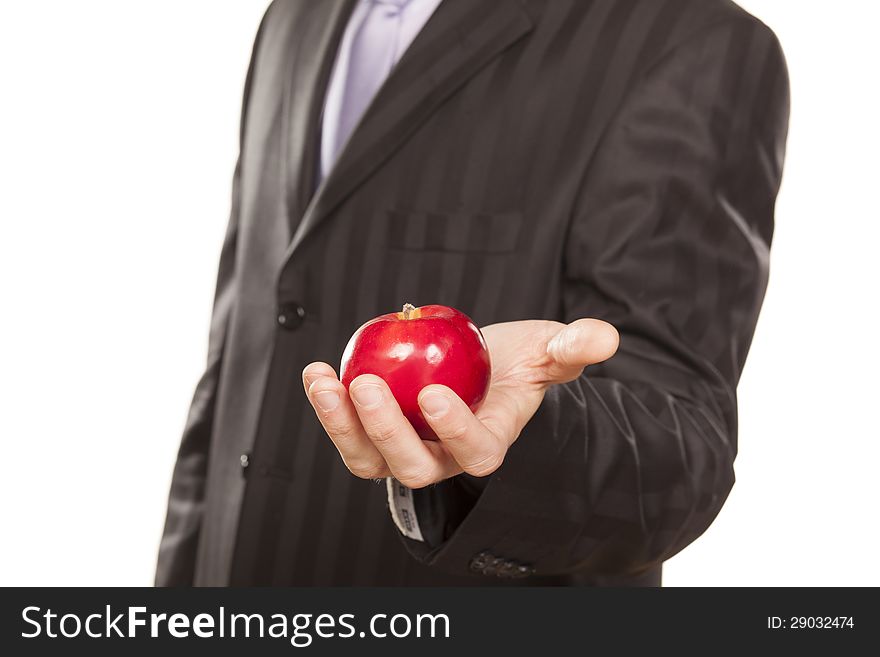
left=544, top=318, right=619, bottom=383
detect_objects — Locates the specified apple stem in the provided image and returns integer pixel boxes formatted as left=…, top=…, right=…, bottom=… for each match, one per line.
left=401, top=303, right=418, bottom=320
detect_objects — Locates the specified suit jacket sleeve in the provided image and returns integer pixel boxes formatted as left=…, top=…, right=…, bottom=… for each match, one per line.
left=398, top=16, right=790, bottom=578
left=154, top=13, right=268, bottom=586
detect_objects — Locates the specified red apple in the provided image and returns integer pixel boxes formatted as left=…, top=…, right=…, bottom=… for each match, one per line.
left=340, top=303, right=491, bottom=440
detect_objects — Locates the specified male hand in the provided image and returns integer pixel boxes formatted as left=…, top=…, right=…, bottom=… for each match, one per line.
left=302, top=318, right=619, bottom=488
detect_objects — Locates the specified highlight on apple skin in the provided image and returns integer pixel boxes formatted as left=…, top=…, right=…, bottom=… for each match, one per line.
left=340, top=303, right=492, bottom=440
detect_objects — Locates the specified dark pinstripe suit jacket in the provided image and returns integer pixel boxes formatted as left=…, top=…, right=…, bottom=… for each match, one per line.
left=156, top=0, right=789, bottom=586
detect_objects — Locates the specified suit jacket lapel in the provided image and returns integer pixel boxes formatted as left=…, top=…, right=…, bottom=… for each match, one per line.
left=282, top=0, right=534, bottom=261
left=282, top=0, right=358, bottom=234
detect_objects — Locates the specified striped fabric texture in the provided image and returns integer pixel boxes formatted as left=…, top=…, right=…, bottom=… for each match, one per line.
left=157, top=0, right=790, bottom=586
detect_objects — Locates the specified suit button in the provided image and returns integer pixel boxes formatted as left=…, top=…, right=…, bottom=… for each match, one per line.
left=512, top=564, right=534, bottom=579
left=469, top=551, right=492, bottom=573
left=497, top=560, right=519, bottom=578
left=482, top=556, right=505, bottom=577
left=277, top=303, right=306, bottom=330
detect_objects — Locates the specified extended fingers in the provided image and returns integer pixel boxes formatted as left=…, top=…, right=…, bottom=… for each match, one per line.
left=302, top=363, right=389, bottom=479
left=418, top=385, right=507, bottom=478
left=349, top=374, right=460, bottom=488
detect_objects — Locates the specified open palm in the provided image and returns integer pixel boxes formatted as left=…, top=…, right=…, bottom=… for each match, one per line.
left=302, top=318, right=619, bottom=488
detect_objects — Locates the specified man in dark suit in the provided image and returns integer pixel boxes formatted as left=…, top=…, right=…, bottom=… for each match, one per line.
left=157, top=0, right=789, bottom=586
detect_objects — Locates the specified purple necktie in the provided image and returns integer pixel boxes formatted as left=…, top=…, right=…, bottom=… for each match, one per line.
left=323, top=0, right=414, bottom=174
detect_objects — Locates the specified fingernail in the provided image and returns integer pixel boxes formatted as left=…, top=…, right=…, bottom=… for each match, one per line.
left=351, top=384, right=383, bottom=409
left=312, top=390, right=340, bottom=412
left=419, top=391, right=450, bottom=419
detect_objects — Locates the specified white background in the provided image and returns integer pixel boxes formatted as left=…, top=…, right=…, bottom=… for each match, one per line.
left=0, top=0, right=877, bottom=586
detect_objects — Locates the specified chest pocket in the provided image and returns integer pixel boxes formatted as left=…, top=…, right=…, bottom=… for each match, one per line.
left=386, top=209, right=523, bottom=254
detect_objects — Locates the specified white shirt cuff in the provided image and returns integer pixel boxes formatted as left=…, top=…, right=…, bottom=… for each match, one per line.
left=386, top=477, right=424, bottom=542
